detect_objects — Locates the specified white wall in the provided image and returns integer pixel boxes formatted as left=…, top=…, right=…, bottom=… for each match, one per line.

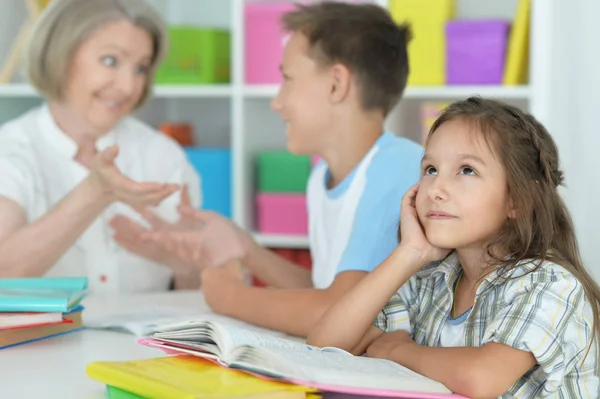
left=553, top=0, right=600, bottom=280
left=1, top=0, right=28, bottom=82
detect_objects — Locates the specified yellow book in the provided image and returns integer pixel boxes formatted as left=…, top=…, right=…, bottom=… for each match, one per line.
left=86, top=355, right=316, bottom=399
left=503, top=0, right=531, bottom=85
left=390, top=0, right=455, bottom=85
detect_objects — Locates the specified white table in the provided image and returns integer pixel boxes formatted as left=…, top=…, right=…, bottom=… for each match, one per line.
left=0, top=291, right=413, bottom=399
left=0, top=290, right=216, bottom=399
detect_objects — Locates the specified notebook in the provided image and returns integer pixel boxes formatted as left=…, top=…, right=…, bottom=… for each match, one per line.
left=139, top=320, right=469, bottom=399
left=0, top=277, right=88, bottom=312
left=86, top=307, right=295, bottom=338
left=0, top=310, right=63, bottom=329
left=85, top=306, right=209, bottom=337
left=106, top=384, right=314, bottom=399
left=86, top=354, right=316, bottom=399
left=0, top=306, right=84, bottom=349
left=105, top=384, right=313, bottom=399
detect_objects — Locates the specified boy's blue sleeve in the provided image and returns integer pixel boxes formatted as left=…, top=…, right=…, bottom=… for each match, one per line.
left=336, top=140, right=422, bottom=275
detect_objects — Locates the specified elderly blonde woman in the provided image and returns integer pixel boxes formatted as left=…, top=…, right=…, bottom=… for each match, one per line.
left=0, top=0, right=202, bottom=292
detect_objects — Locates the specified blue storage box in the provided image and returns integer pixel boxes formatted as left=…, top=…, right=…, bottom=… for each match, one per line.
left=184, top=148, right=232, bottom=218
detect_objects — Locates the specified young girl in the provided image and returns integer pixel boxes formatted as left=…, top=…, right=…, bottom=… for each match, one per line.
left=307, top=97, right=600, bottom=398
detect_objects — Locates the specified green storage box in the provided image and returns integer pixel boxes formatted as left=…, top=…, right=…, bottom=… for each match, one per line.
left=257, top=151, right=311, bottom=193
left=156, top=26, right=231, bottom=84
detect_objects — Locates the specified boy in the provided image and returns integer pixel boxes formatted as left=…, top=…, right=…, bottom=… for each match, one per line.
left=117, top=1, right=422, bottom=337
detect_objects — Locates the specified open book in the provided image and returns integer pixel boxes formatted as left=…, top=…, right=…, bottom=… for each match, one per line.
left=139, top=320, right=468, bottom=399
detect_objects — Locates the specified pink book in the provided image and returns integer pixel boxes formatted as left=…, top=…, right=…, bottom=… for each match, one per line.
left=137, top=320, right=470, bottom=399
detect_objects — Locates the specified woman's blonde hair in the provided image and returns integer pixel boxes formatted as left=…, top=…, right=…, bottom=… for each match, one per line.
left=26, top=0, right=168, bottom=109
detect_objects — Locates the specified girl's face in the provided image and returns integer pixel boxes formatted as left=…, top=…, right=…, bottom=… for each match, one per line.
left=416, top=119, right=512, bottom=251
left=62, top=20, right=153, bottom=137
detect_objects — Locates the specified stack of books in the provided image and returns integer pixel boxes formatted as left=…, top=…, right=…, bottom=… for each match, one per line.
left=0, top=277, right=87, bottom=349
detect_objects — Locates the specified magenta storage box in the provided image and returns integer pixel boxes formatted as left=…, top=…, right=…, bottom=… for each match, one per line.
left=256, top=193, right=308, bottom=235
left=445, top=19, right=510, bottom=85
left=245, top=2, right=297, bottom=84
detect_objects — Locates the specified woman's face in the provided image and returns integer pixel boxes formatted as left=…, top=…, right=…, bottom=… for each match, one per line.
left=63, top=20, right=153, bottom=135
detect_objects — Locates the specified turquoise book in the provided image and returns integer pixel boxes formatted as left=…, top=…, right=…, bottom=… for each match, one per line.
left=0, top=277, right=88, bottom=312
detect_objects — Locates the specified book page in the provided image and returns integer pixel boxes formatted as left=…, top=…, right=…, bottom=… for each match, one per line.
left=158, top=314, right=300, bottom=340
left=253, top=348, right=452, bottom=395
left=154, top=320, right=308, bottom=363
left=86, top=307, right=202, bottom=336
left=152, top=338, right=223, bottom=358
left=217, top=323, right=309, bottom=351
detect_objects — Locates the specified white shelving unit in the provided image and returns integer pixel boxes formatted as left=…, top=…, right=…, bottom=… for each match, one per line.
left=0, top=0, right=554, bottom=250
left=253, top=233, right=310, bottom=249
left=0, top=83, right=233, bottom=98
left=0, top=82, right=531, bottom=100
left=242, top=84, right=531, bottom=100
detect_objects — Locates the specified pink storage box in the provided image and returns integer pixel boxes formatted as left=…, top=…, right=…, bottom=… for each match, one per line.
left=245, top=2, right=298, bottom=84
left=256, top=193, right=308, bottom=235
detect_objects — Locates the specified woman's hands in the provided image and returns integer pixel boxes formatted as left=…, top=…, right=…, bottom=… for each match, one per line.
left=145, top=208, right=254, bottom=270
left=110, top=186, right=202, bottom=270
left=88, top=145, right=179, bottom=207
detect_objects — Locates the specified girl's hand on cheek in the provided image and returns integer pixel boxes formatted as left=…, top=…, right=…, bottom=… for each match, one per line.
left=397, top=184, right=450, bottom=267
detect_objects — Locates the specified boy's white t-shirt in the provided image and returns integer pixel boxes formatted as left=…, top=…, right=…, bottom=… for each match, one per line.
left=306, top=132, right=423, bottom=289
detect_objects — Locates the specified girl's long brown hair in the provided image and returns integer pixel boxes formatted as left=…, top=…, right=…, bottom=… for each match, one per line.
left=421, top=97, right=600, bottom=355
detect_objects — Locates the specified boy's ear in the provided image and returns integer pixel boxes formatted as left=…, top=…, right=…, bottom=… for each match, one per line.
left=329, top=63, right=351, bottom=104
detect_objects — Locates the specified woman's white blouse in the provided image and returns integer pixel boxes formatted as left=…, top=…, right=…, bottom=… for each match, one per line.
left=0, top=104, right=201, bottom=293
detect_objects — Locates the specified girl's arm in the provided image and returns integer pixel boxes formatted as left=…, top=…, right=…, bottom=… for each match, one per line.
left=375, top=334, right=535, bottom=399
left=307, top=246, right=424, bottom=351
left=307, top=184, right=449, bottom=352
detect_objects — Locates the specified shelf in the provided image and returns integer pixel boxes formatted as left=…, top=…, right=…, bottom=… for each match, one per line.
left=0, top=83, right=529, bottom=100
left=0, top=84, right=233, bottom=98
left=253, top=233, right=309, bottom=249
left=403, top=85, right=531, bottom=100
left=243, top=85, right=281, bottom=98
left=154, top=84, right=232, bottom=97
left=243, top=84, right=531, bottom=100
left=0, top=84, right=37, bottom=97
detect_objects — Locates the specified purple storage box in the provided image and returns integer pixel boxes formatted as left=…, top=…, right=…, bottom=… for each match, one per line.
left=445, top=20, right=510, bottom=85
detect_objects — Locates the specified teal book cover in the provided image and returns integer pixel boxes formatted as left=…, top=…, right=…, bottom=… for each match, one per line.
left=0, top=278, right=88, bottom=312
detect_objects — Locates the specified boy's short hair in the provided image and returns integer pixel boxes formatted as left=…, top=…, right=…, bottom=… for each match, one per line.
left=26, top=0, right=167, bottom=109
left=283, top=1, right=411, bottom=115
